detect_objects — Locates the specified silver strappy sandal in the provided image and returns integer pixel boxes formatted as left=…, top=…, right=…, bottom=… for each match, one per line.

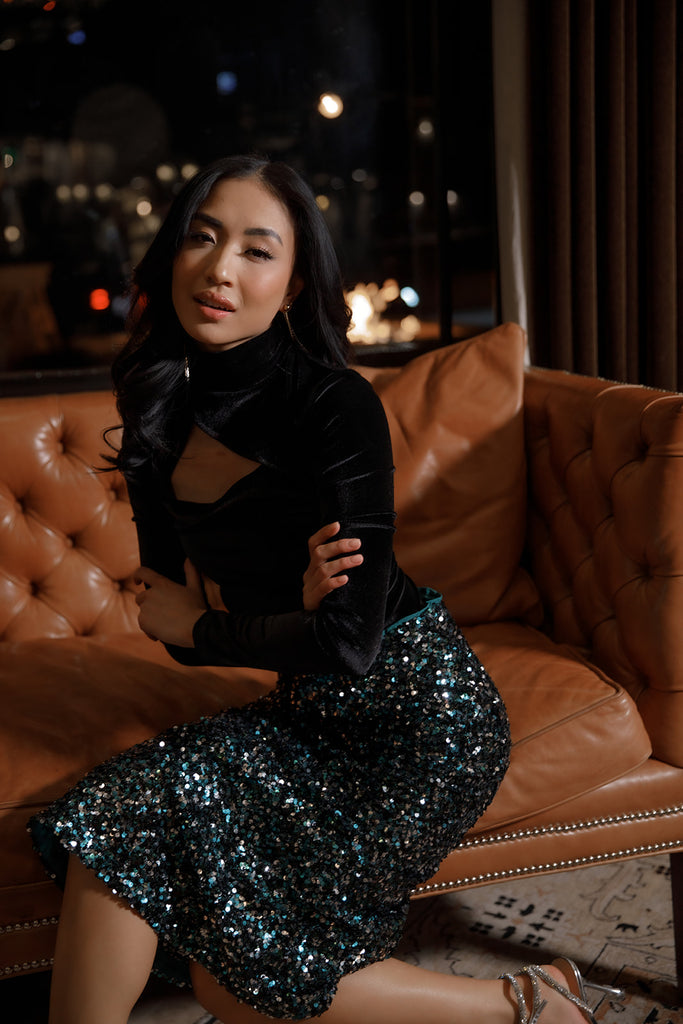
left=500, top=955, right=624, bottom=1024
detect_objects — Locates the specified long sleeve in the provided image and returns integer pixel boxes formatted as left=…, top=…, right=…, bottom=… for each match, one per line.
left=126, top=473, right=213, bottom=666
left=190, top=372, right=401, bottom=675
left=126, top=330, right=419, bottom=675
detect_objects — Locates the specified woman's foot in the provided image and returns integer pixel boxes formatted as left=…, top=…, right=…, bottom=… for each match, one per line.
left=501, top=957, right=621, bottom=1023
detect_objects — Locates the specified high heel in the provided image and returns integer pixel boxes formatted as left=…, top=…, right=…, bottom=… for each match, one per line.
left=500, top=955, right=624, bottom=1024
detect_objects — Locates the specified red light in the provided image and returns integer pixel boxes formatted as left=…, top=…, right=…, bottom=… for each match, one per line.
left=89, top=288, right=110, bottom=312
left=43, top=1, right=57, bottom=10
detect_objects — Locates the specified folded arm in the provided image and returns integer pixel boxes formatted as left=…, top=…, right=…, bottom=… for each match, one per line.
left=127, top=373, right=397, bottom=675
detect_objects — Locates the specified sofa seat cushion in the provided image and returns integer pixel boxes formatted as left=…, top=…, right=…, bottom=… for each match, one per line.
left=1, top=634, right=277, bottom=806
left=3, top=623, right=652, bottom=888
left=462, top=622, right=653, bottom=831
left=1, top=634, right=277, bottom=888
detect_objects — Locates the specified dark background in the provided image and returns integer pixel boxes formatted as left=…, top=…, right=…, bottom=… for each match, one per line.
left=0, top=0, right=497, bottom=373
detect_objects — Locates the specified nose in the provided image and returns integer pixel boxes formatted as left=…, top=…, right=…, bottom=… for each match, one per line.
left=206, top=243, right=234, bottom=285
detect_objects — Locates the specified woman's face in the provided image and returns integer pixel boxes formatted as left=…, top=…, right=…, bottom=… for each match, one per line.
left=172, top=176, right=301, bottom=352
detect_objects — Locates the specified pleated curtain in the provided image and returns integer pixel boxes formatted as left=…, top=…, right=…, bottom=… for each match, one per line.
left=493, top=0, right=681, bottom=389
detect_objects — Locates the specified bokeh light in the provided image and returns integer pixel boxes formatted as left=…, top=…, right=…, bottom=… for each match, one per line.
left=318, top=93, right=343, bottom=119
left=89, top=288, right=110, bottom=312
left=400, top=286, right=420, bottom=308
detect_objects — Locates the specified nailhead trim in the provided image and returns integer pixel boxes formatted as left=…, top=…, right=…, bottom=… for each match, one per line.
left=0, top=917, right=59, bottom=977
left=0, top=916, right=58, bottom=935
left=2, top=957, right=54, bottom=976
left=412, top=838, right=683, bottom=896
left=457, top=805, right=683, bottom=848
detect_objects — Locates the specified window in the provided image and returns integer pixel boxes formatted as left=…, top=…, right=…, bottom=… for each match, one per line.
left=0, top=0, right=496, bottom=385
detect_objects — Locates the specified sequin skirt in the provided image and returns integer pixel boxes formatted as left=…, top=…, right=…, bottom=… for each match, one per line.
left=29, top=590, right=510, bottom=1020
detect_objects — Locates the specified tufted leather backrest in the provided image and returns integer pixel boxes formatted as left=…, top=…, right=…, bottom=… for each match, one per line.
left=524, top=367, right=683, bottom=766
left=0, top=392, right=139, bottom=640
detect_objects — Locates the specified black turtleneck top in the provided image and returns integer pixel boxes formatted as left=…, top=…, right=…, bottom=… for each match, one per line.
left=125, top=325, right=421, bottom=676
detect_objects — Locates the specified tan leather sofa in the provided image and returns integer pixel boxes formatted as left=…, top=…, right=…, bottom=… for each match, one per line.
left=1, top=323, right=682, bottom=993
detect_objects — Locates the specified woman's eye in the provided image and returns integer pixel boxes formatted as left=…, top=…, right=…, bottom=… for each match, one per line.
left=246, top=247, right=274, bottom=261
left=188, top=231, right=214, bottom=244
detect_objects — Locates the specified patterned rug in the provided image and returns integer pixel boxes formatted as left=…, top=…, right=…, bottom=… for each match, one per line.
left=3, top=854, right=680, bottom=1022
left=396, top=853, right=681, bottom=1024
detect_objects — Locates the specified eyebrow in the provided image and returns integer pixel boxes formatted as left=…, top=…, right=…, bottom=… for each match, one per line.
left=192, top=212, right=283, bottom=246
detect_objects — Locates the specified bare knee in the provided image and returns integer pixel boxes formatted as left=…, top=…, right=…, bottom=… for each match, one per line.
left=189, top=961, right=282, bottom=1023
left=189, top=962, right=231, bottom=1022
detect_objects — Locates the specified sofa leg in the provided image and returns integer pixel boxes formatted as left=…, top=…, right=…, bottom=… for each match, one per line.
left=671, top=850, right=683, bottom=998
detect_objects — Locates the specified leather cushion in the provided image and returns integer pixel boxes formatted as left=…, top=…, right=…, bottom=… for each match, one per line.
left=0, top=633, right=275, bottom=887
left=464, top=621, right=652, bottom=830
left=361, top=323, right=542, bottom=625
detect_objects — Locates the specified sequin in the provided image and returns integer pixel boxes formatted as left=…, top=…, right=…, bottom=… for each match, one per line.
left=28, top=589, right=509, bottom=1020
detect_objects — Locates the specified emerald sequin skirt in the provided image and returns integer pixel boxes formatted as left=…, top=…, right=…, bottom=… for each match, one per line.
left=29, top=590, right=510, bottom=1020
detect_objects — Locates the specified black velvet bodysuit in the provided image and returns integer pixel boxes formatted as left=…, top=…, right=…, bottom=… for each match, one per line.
left=127, top=324, right=422, bottom=674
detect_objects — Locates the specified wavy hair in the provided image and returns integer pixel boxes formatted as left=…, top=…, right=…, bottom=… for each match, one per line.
left=106, top=155, right=352, bottom=478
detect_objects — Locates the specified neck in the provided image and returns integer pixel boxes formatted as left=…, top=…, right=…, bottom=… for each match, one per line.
left=189, top=323, right=288, bottom=394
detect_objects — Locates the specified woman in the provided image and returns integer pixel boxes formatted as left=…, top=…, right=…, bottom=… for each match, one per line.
left=29, top=156, right=617, bottom=1024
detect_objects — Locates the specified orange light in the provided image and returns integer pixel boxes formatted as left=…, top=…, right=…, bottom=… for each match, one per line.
left=89, top=288, right=110, bottom=312
left=43, top=1, right=57, bottom=10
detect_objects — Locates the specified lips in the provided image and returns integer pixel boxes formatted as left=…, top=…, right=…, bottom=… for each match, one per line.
left=193, top=291, right=236, bottom=314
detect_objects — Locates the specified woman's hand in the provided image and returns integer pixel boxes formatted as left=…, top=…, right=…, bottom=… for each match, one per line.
left=303, top=522, right=363, bottom=611
left=134, top=558, right=206, bottom=647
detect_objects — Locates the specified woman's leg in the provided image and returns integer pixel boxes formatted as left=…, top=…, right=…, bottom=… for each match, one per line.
left=49, top=855, right=158, bottom=1024
left=48, top=856, right=591, bottom=1024
left=190, top=957, right=589, bottom=1024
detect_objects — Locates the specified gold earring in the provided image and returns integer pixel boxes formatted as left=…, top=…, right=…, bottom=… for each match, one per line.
left=282, top=304, right=296, bottom=342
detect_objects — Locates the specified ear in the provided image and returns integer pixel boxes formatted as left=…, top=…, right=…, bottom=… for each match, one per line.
left=281, top=273, right=304, bottom=311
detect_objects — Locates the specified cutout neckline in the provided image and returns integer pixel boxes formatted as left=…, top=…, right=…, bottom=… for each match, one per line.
left=171, top=425, right=262, bottom=505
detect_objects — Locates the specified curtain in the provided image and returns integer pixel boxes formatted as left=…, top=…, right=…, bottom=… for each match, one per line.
left=494, top=0, right=681, bottom=389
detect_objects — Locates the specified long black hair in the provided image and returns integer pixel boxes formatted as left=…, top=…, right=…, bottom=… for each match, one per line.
left=107, top=154, right=352, bottom=478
